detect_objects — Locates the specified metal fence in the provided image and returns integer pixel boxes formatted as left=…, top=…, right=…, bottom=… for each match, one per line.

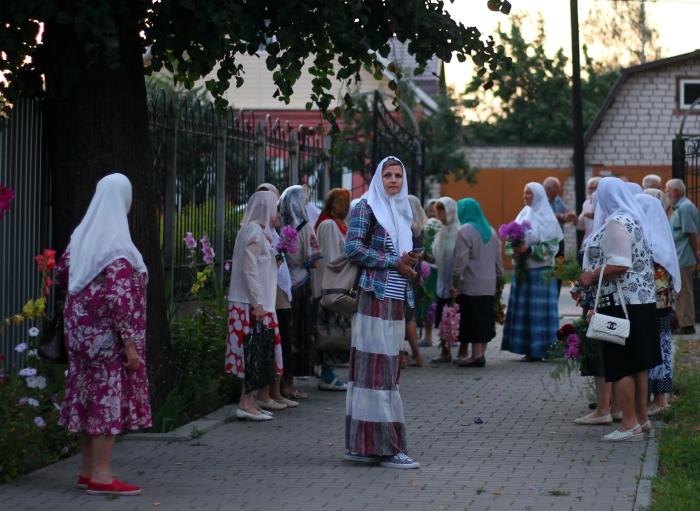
left=0, top=99, right=50, bottom=365
left=148, top=90, right=331, bottom=301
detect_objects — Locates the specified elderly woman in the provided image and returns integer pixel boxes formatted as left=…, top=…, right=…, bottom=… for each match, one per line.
left=344, top=156, right=420, bottom=469
left=226, top=191, right=284, bottom=420
left=431, top=197, right=460, bottom=363
left=55, top=174, right=150, bottom=496
left=313, top=188, right=352, bottom=390
left=577, top=178, right=660, bottom=441
left=452, top=198, right=503, bottom=368
left=577, top=177, right=600, bottom=243
left=502, top=183, right=563, bottom=362
left=645, top=188, right=673, bottom=220
left=636, top=193, right=680, bottom=418
left=280, top=185, right=323, bottom=386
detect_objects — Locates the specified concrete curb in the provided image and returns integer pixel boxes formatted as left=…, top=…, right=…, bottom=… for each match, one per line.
left=122, top=404, right=235, bottom=442
left=634, top=422, right=662, bottom=510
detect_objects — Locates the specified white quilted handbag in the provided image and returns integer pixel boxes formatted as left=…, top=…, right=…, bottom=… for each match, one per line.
left=586, top=264, right=630, bottom=346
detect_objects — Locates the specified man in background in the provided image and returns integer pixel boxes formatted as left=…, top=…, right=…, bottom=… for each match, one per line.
left=544, top=177, right=577, bottom=295
left=643, top=174, right=663, bottom=190
left=666, top=178, right=700, bottom=334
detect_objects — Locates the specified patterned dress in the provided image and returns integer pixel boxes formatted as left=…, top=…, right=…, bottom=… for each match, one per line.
left=55, top=249, right=152, bottom=435
left=647, top=264, right=674, bottom=394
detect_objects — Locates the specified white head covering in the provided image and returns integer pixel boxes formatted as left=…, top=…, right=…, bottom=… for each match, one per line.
left=592, top=178, right=652, bottom=247
left=366, top=157, right=413, bottom=255
left=433, top=197, right=459, bottom=273
left=68, top=174, right=147, bottom=295
left=256, top=183, right=292, bottom=301
left=239, top=191, right=278, bottom=243
left=645, top=188, right=672, bottom=219
left=636, top=193, right=681, bottom=292
left=279, top=185, right=308, bottom=229
left=408, top=195, right=428, bottom=237
left=515, top=182, right=564, bottom=244
left=626, top=182, right=644, bottom=195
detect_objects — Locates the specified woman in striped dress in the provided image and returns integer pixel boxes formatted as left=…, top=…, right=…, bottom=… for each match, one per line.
left=344, top=157, right=420, bottom=469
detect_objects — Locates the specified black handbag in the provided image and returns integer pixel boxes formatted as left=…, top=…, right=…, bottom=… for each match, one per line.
left=314, top=305, right=352, bottom=351
left=38, top=302, right=68, bottom=364
left=243, top=321, right=277, bottom=394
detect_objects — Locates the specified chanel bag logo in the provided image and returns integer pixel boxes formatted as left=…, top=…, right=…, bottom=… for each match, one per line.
left=606, top=322, right=617, bottom=331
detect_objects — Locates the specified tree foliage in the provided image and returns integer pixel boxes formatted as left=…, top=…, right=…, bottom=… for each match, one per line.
left=1, top=0, right=512, bottom=132
left=463, top=14, right=619, bottom=145
left=582, top=0, right=664, bottom=67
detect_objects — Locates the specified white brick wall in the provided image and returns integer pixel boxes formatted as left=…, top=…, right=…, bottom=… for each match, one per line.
left=458, top=145, right=572, bottom=169
left=586, top=57, right=700, bottom=167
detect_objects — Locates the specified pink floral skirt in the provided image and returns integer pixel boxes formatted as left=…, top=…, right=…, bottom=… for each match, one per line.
left=225, top=302, right=283, bottom=379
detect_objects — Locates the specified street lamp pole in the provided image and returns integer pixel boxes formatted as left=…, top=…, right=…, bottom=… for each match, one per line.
left=570, top=0, right=586, bottom=250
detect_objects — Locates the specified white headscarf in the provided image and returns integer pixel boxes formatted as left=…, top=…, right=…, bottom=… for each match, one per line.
left=433, top=197, right=459, bottom=273
left=626, top=182, right=644, bottom=195
left=645, top=188, right=673, bottom=219
left=515, top=182, right=564, bottom=244
left=592, top=178, right=652, bottom=247
left=366, top=157, right=413, bottom=256
left=256, top=183, right=292, bottom=301
left=68, top=174, right=147, bottom=295
left=636, top=193, right=681, bottom=292
left=279, top=185, right=308, bottom=230
left=239, top=191, right=278, bottom=243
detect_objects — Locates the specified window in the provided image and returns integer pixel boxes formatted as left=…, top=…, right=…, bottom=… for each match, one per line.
left=679, top=78, right=700, bottom=110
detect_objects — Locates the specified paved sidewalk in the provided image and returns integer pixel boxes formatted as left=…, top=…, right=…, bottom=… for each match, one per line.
left=1, top=288, right=656, bottom=511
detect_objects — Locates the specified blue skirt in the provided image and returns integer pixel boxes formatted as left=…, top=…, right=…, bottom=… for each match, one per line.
left=501, top=266, right=558, bottom=359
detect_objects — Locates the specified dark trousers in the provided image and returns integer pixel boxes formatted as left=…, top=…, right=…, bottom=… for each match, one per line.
left=556, top=239, right=565, bottom=297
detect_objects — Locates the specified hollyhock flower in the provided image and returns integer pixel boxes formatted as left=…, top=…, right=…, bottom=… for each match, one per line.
left=27, top=398, right=39, bottom=407
left=19, top=398, right=28, bottom=405
left=34, top=416, right=46, bottom=428
left=201, top=234, right=215, bottom=265
left=0, top=184, right=16, bottom=219
left=26, top=375, right=46, bottom=389
left=35, top=249, right=57, bottom=272
left=15, top=342, right=28, bottom=353
left=420, top=262, right=431, bottom=278
left=28, top=327, right=40, bottom=337
left=44, top=276, right=53, bottom=296
left=184, top=232, right=197, bottom=249
left=18, top=367, right=36, bottom=376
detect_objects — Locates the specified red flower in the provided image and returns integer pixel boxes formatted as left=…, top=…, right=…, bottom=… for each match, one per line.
left=44, top=276, right=53, bottom=296
left=0, top=184, right=15, bottom=219
left=0, top=354, right=5, bottom=362
left=35, top=249, right=57, bottom=272
left=556, top=323, right=576, bottom=339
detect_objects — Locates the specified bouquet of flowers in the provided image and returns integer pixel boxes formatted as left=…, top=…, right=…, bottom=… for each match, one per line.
left=493, top=276, right=506, bottom=326
left=423, top=218, right=442, bottom=256
left=438, top=304, right=460, bottom=350
left=498, top=220, right=532, bottom=286
left=548, top=319, right=602, bottom=397
left=425, top=302, right=437, bottom=326
left=543, top=251, right=583, bottom=290
left=276, top=225, right=298, bottom=262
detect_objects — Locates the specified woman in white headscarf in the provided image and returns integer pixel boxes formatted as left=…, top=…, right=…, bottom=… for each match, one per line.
left=645, top=188, right=673, bottom=220
left=226, top=191, right=284, bottom=421
left=431, top=197, right=460, bottom=363
left=344, top=156, right=420, bottom=469
left=54, top=174, right=150, bottom=496
left=279, top=185, right=323, bottom=384
left=501, top=182, right=563, bottom=362
left=577, top=178, right=660, bottom=442
left=636, top=193, right=680, bottom=416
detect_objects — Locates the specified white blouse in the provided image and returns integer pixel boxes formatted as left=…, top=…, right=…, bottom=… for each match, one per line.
left=583, top=214, right=656, bottom=307
left=228, top=224, right=278, bottom=312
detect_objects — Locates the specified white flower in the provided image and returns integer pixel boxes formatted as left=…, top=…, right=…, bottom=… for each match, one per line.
left=34, top=416, right=46, bottom=428
left=27, top=349, right=37, bottom=358
left=27, top=398, right=39, bottom=407
left=28, top=327, right=40, bottom=337
left=64, top=370, right=68, bottom=377
left=15, top=343, right=28, bottom=353
left=26, top=375, right=47, bottom=389
left=53, top=402, right=62, bottom=411
left=18, top=367, right=37, bottom=377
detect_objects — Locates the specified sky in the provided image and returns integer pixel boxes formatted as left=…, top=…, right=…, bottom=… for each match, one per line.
left=443, top=0, right=700, bottom=94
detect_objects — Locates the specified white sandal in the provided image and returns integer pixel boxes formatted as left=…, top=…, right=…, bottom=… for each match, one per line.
left=600, top=424, right=644, bottom=442
left=640, top=420, right=655, bottom=438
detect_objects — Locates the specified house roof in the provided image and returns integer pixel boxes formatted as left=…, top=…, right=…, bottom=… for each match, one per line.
left=386, top=38, right=442, bottom=83
left=584, top=49, right=700, bottom=147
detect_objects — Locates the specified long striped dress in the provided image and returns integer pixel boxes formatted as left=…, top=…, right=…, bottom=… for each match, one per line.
left=346, top=237, right=408, bottom=456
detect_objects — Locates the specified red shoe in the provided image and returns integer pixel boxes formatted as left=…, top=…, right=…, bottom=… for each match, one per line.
left=87, top=478, right=141, bottom=496
left=77, top=475, right=90, bottom=489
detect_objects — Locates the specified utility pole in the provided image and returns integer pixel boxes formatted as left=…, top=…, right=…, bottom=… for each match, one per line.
left=570, top=0, right=586, bottom=250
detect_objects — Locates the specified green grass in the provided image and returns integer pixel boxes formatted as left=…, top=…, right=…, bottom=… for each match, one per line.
left=650, top=339, right=700, bottom=510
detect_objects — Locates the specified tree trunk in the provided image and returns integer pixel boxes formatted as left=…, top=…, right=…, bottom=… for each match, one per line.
left=41, top=10, right=175, bottom=403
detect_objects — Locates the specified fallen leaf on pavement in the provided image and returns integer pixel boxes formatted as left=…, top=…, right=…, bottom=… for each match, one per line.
left=460, top=400, right=464, bottom=404
left=494, top=383, right=499, bottom=386
left=326, top=443, right=333, bottom=446
left=600, top=459, right=608, bottom=462
left=410, top=481, right=418, bottom=487
left=493, top=491, right=502, bottom=495
left=176, top=462, right=184, bottom=465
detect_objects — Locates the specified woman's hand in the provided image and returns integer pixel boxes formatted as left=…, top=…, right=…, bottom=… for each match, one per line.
left=578, top=270, right=595, bottom=288
left=401, top=251, right=419, bottom=267
left=584, top=211, right=594, bottom=219
left=123, top=342, right=140, bottom=372
left=396, top=259, right=417, bottom=279
left=310, top=258, right=321, bottom=269
left=449, top=285, right=457, bottom=299
left=586, top=309, right=595, bottom=324
left=253, top=304, right=266, bottom=322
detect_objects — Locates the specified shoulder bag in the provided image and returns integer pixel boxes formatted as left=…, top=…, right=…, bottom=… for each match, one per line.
left=243, top=320, right=277, bottom=393
left=38, top=301, right=68, bottom=364
left=586, top=264, right=630, bottom=345
left=320, top=213, right=376, bottom=315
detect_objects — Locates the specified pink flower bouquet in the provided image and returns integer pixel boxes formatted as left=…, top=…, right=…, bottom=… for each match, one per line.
left=438, top=304, right=460, bottom=350
left=276, top=225, right=298, bottom=261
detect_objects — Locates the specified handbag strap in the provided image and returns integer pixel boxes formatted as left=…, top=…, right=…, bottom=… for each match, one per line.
left=592, top=263, right=629, bottom=320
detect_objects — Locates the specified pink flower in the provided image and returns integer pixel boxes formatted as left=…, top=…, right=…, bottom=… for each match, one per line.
left=498, top=220, right=532, bottom=244
left=565, top=346, right=580, bottom=359
left=420, top=262, right=430, bottom=278
left=277, top=225, right=299, bottom=254
left=0, top=185, right=16, bottom=219
left=201, top=234, right=215, bottom=265
left=225, top=262, right=231, bottom=271
left=566, top=333, right=581, bottom=347
left=184, top=232, right=197, bottom=249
